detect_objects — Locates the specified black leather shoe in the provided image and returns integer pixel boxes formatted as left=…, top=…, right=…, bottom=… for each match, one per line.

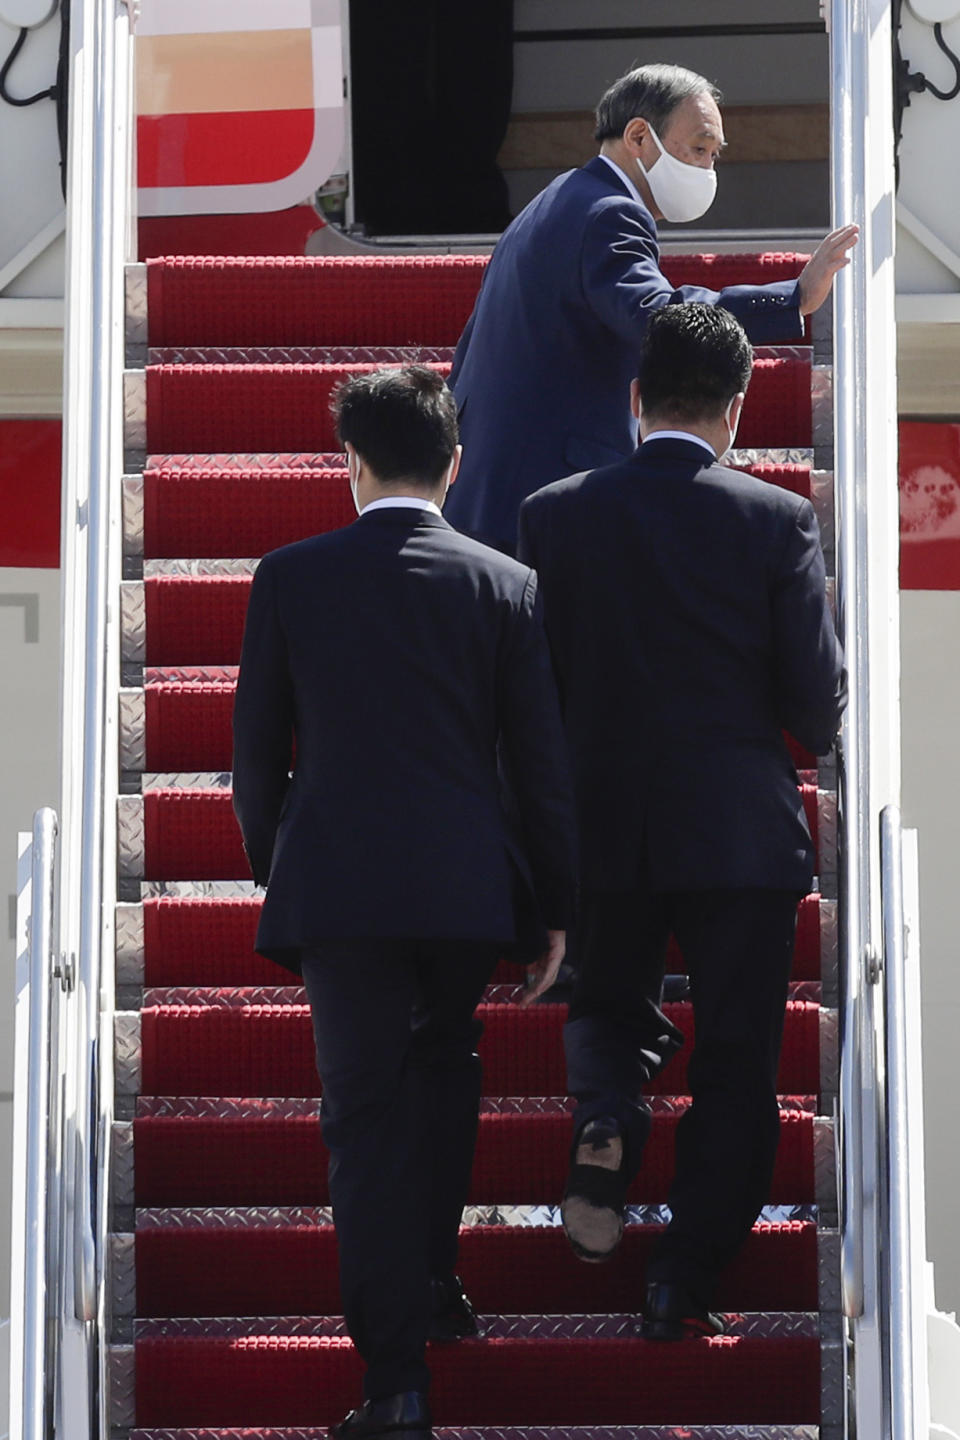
left=428, top=1273, right=480, bottom=1341
left=561, top=1116, right=628, bottom=1263
left=330, top=1391, right=432, bottom=1440
left=640, top=1281, right=727, bottom=1342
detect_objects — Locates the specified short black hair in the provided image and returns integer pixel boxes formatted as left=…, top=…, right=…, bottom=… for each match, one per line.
left=332, top=365, right=458, bottom=487
left=636, top=304, right=753, bottom=423
left=595, top=63, right=721, bottom=142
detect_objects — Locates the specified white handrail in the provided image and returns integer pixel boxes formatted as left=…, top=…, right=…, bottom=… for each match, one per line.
left=54, top=0, right=134, bottom=1435
left=8, top=809, right=60, bottom=1440
left=829, top=0, right=902, bottom=1432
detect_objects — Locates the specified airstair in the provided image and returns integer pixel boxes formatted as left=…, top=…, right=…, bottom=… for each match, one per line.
left=8, top=1, right=955, bottom=1438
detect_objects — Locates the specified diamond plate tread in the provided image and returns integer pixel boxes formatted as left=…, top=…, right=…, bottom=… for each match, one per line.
left=143, top=559, right=259, bottom=577
left=146, top=453, right=347, bottom=471
left=139, top=772, right=234, bottom=791
left=119, top=688, right=147, bottom=772
left=116, top=902, right=145, bottom=986
left=120, top=582, right=146, bottom=664
left=147, top=346, right=457, bottom=366
left=817, top=1229, right=841, bottom=1315
left=813, top=1118, right=838, bottom=1223
left=132, top=1313, right=818, bottom=1342
left=110, top=1232, right=137, bottom=1317
left=123, top=473, right=145, bottom=555
left=115, top=1011, right=142, bottom=1095
left=128, top=1203, right=819, bottom=1232
left=117, top=796, right=145, bottom=879
left=139, top=880, right=260, bottom=899
left=128, top=1429, right=820, bottom=1440
left=138, top=980, right=821, bottom=1009
left=133, top=1094, right=817, bottom=1121
left=111, top=1343, right=135, bottom=1430
left=145, top=449, right=808, bottom=475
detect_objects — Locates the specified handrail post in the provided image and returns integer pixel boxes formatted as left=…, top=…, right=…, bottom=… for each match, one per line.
left=9, top=809, right=60, bottom=1440
left=829, top=0, right=902, bottom=1431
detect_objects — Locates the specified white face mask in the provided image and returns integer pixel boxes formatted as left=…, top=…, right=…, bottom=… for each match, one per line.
left=637, top=122, right=717, bottom=224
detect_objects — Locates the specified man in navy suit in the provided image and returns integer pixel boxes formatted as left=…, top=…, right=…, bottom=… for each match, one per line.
left=446, top=62, right=858, bottom=552
left=233, top=367, right=577, bottom=1440
left=518, top=305, right=846, bottom=1340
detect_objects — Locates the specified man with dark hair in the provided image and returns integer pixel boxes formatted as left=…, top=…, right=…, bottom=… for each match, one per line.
left=518, top=306, right=846, bottom=1340
left=446, top=61, right=858, bottom=552
left=233, top=365, right=577, bottom=1440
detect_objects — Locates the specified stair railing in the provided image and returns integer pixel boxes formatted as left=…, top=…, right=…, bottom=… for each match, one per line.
left=829, top=0, right=930, bottom=1436
left=44, top=1, right=135, bottom=1437
left=9, top=809, right=61, bottom=1440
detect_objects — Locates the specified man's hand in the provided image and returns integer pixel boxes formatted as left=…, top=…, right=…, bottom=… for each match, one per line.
left=797, top=224, right=860, bottom=316
left=519, top=929, right=566, bottom=1007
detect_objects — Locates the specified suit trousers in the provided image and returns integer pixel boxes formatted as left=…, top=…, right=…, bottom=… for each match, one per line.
left=564, top=885, right=799, bottom=1305
left=300, top=939, right=499, bottom=1400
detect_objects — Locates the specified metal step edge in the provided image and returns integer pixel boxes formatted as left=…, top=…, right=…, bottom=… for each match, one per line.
left=117, top=1422, right=830, bottom=1440
left=127, top=983, right=824, bottom=1010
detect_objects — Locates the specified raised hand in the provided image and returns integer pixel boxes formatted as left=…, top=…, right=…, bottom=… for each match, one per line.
left=519, top=928, right=567, bottom=1007
left=797, top=224, right=860, bottom=316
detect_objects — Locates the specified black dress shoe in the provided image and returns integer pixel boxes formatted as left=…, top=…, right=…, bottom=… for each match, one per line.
left=428, top=1273, right=480, bottom=1341
left=561, top=1116, right=628, bottom=1263
left=330, top=1391, right=432, bottom=1440
left=640, top=1280, right=727, bottom=1342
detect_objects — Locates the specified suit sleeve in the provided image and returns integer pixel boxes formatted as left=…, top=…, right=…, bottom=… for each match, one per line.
left=498, top=569, right=578, bottom=929
left=580, top=199, right=803, bottom=347
left=771, top=499, right=847, bottom=755
left=232, top=557, right=295, bottom=886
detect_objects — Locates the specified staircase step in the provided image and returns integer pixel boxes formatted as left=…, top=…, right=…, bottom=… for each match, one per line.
left=135, top=356, right=810, bottom=456
left=116, top=786, right=825, bottom=882
left=126, top=459, right=816, bottom=560
left=125, top=1098, right=818, bottom=1208
left=118, top=894, right=830, bottom=988
left=134, top=997, right=821, bottom=1099
left=127, top=1215, right=820, bottom=1318
left=126, top=1316, right=820, bottom=1428
left=128, top=1428, right=820, bottom=1440
left=142, top=253, right=809, bottom=349
left=126, top=670, right=815, bottom=777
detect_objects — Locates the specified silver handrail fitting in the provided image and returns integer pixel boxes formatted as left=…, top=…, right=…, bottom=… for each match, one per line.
left=9, top=810, right=60, bottom=1440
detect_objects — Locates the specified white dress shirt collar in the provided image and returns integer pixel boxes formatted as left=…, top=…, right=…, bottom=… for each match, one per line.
left=359, top=495, right=444, bottom=518
left=643, top=429, right=717, bottom=459
left=599, top=153, right=647, bottom=210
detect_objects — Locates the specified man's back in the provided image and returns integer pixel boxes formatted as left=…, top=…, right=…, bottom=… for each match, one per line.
left=233, top=507, right=576, bottom=964
left=519, top=437, right=845, bottom=892
left=446, top=157, right=802, bottom=550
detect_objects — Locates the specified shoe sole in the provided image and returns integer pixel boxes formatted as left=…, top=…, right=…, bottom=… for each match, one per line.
left=560, top=1194, right=624, bottom=1262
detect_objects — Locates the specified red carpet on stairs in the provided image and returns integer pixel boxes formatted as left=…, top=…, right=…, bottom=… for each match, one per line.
left=134, top=1220, right=820, bottom=1319
left=120, top=249, right=833, bottom=1434
left=138, top=667, right=814, bottom=772
left=140, top=457, right=813, bottom=559
left=143, top=355, right=810, bottom=455
left=132, top=1103, right=816, bottom=1209
left=133, top=1331, right=821, bottom=1428
left=139, top=997, right=821, bottom=1099
left=140, top=891, right=825, bottom=987
left=135, top=785, right=823, bottom=880
left=144, top=253, right=810, bottom=349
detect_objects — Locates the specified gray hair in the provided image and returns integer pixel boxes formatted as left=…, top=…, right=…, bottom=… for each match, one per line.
left=594, top=64, right=722, bottom=142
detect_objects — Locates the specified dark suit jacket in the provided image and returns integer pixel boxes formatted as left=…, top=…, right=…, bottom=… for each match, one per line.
left=232, top=505, right=578, bottom=971
left=445, top=156, right=804, bottom=551
left=518, top=437, right=846, bottom=894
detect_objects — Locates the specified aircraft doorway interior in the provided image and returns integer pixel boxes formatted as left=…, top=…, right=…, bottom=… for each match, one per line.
left=346, top=0, right=831, bottom=239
